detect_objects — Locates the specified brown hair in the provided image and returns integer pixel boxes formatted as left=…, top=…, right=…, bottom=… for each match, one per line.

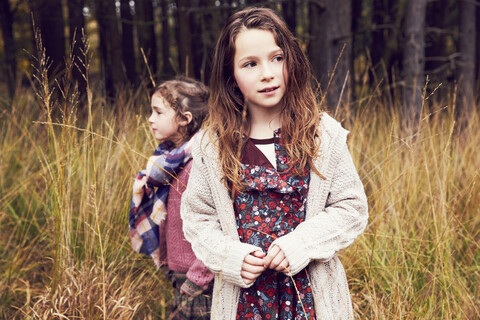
left=153, top=76, right=209, bottom=143
left=204, top=7, right=322, bottom=192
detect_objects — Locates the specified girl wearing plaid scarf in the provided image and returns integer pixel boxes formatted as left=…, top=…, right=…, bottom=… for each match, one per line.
left=129, top=76, right=214, bottom=319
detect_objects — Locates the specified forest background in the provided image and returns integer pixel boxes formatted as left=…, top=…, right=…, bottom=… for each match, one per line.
left=0, top=0, right=479, bottom=319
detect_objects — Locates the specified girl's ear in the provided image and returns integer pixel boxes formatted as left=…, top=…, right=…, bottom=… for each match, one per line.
left=178, top=111, right=193, bottom=127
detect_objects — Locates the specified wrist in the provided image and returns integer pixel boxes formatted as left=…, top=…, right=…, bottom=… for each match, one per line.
left=180, top=279, right=204, bottom=296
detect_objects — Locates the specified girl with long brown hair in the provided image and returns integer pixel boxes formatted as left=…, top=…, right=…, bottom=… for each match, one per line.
left=181, top=7, right=368, bottom=320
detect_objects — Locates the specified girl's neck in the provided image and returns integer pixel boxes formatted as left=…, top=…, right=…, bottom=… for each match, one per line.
left=248, top=109, right=281, bottom=139
left=165, top=134, right=186, bottom=149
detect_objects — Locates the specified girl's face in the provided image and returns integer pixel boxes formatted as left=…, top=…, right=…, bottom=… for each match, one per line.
left=233, top=29, right=287, bottom=114
left=148, top=93, right=183, bottom=145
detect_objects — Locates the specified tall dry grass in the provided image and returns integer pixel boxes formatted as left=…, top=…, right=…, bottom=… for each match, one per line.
left=340, top=90, right=480, bottom=319
left=1, top=34, right=479, bottom=320
left=0, top=31, right=170, bottom=320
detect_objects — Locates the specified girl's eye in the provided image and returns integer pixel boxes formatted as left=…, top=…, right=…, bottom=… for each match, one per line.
left=244, top=61, right=256, bottom=68
left=273, top=55, right=284, bottom=62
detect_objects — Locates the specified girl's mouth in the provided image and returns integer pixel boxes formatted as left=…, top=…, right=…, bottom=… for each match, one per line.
left=259, top=86, right=279, bottom=93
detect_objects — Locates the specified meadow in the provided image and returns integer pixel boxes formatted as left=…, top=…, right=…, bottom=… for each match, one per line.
left=0, top=47, right=479, bottom=319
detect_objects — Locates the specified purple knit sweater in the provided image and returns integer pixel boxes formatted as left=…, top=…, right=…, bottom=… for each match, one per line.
left=160, top=160, right=214, bottom=294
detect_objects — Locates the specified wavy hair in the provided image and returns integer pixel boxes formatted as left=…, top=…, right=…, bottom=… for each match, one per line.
left=153, top=76, right=209, bottom=143
left=204, top=7, right=322, bottom=192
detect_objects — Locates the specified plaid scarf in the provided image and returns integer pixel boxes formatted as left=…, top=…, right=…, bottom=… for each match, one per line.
left=129, top=133, right=196, bottom=267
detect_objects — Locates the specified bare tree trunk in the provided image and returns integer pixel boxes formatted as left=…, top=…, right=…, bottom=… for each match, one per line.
left=176, top=0, right=194, bottom=77
left=121, top=0, right=137, bottom=84
left=308, top=0, right=326, bottom=90
left=477, top=2, right=480, bottom=96
left=402, top=0, right=427, bottom=126
left=351, top=0, right=362, bottom=104
left=96, top=0, right=125, bottom=99
left=425, top=0, right=448, bottom=76
left=199, top=0, right=220, bottom=83
left=160, top=0, right=175, bottom=77
left=425, top=0, right=450, bottom=101
left=282, top=0, right=296, bottom=35
left=137, top=0, right=158, bottom=76
left=457, top=0, right=476, bottom=119
left=371, top=0, right=387, bottom=71
left=371, top=0, right=402, bottom=89
left=221, top=1, right=235, bottom=31
left=191, top=1, right=203, bottom=80
left=308, top=0, right=351, bottom=111
left=0, top=0, right=16, bottom=99
left=67, top=0, right=86, bottom=97
left=29, top=0, right=66, bottom=78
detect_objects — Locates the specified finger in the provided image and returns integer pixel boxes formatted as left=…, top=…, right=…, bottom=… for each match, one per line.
left=241, top=276, right=254, bottom=285
left=242, top=263, right=265, bottom=275
left=251, top=250, right=266, bottom=258
left=274, top=259, right=290, bottom=272
left=241, top=269, right=259, bottom=280
left=241, top=251, right=267, bottom=285
left=241, top=270, right=262, bottom=285
left=269, top=250, right=285, bottom=269
left=264, top=245, right=281, bottom=267
left=244, top=253, right=266, bottom=267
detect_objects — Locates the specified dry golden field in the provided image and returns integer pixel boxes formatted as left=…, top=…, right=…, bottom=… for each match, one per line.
left=0, top=47, right=479, bottom=319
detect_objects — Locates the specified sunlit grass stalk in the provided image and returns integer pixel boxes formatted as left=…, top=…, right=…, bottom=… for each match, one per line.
left=30, top=21, right=74, bottom=291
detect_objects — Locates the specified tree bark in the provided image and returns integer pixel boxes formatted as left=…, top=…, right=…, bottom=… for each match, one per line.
left=0, top=0, right=16, bottom=99
left=160, top=0, right=175, bottom=77
left=477, top=2, right=480, bottom=95
left=198, top=0, right=220, bottom=83
left=176, top=0, right=194, bottom=77
left=29, top=0, right=66, bottom=78
left=457, top=0, right=476, bottom=118
left=308, top=0, right=352, bottom=111
left=371, top=0, right=387, bottom=71
left=191, top=1, right=203, bottom=80
left=67, top=0, right=86, bottom=97
left=402, top=0, right=427, bottom=126
left=351, top=0, right=362, bottom=103
left=371, top=0, right=402, bottom=87
left=425, top=0, right=449, bottom=76
left=96, top=0, right=125, bottom=98
left=308, top=0, right=325, bottom=88
left=137, top=0, right=158, bottom=76
left=121, top=0, right=137, bottom=84
left=282, top=0, right=297, bottom=35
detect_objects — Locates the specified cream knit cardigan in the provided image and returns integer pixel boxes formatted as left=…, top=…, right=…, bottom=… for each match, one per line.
left=181, top=113, right=368, bottom=320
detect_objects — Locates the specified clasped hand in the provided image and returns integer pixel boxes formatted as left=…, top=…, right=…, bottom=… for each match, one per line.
left=240, top=245, right=290, bottom=285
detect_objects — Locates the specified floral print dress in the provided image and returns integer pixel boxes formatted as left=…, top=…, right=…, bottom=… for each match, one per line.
left=234, top=130, right=316, bottom=320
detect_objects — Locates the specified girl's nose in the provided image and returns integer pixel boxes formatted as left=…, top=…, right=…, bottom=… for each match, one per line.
left=148, top=113, right=155, bottom=123
left=261, top=64, right=274, bottom=81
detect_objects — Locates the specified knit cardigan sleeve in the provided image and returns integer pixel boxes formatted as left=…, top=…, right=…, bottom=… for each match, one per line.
left=181, top=139, right=261, bottom=289
left=272, top=117, right=368, bottom=276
